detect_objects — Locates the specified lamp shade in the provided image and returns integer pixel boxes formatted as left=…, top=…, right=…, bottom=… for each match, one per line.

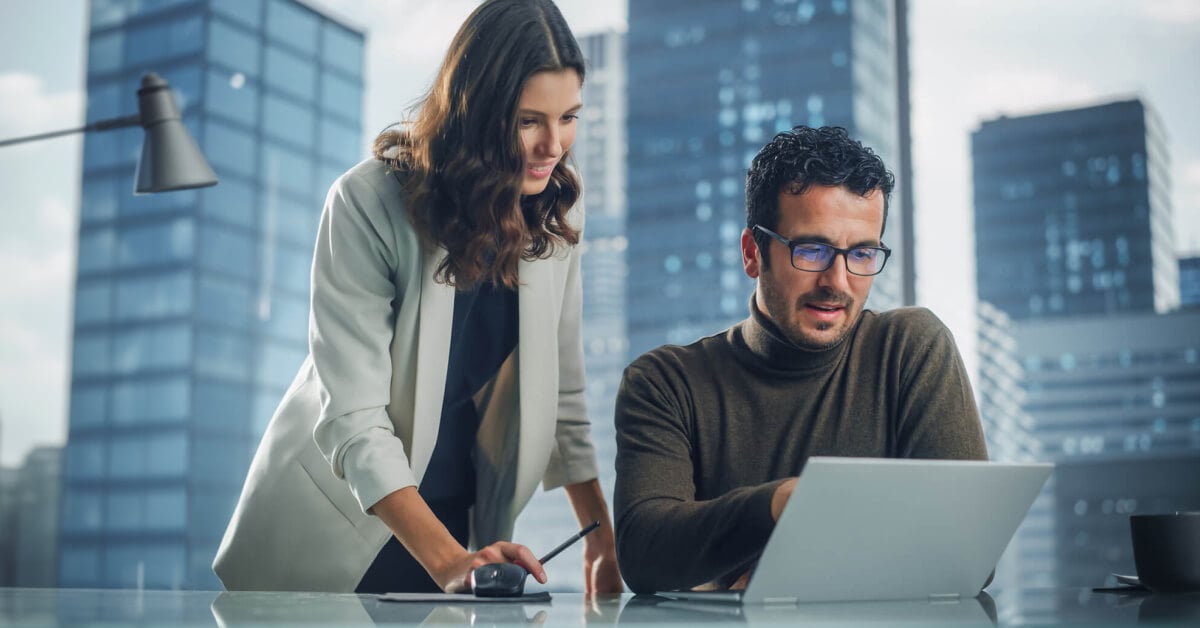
left=133, top=73, right=218, bottom=194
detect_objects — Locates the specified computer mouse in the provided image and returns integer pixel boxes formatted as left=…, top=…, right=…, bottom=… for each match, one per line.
left=470, top=562, right=528, bottom=597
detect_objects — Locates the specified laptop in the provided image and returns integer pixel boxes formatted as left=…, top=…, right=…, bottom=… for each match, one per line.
left=658, top=457, right=1052, bottom=605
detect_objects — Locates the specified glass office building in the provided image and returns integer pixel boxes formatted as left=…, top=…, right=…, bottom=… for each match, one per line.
left=60, top=0, right=363, bottom=589
left=972, top=99, right=1177, bottom=321
left=512, top=30, right=628, bottom=593
left=1181, top=255, right=1200, bottom=308
left=625, top=0, right=915, bottom=359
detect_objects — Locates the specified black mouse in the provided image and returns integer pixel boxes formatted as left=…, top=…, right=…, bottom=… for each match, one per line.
left=470, top=562, right=529, bottom=597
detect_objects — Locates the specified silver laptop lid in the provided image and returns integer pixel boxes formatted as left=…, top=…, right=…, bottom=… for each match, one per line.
left=741, top=457, right=1052, bottom=604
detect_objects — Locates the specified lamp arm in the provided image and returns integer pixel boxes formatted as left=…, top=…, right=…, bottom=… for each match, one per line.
left=0, top=114, right=141, bottom=148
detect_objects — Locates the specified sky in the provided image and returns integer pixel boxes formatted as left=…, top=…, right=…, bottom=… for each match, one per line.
left=1, top=0, right=1198, bottom=466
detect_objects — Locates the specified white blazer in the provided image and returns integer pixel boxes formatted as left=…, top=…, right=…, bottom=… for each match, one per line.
left=213, top=159, right=599, bottom=592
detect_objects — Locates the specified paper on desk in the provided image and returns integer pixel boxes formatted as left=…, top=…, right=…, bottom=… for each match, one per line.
left=378, top=591, right=552, bottom=604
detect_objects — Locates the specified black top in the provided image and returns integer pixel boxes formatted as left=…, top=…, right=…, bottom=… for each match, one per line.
left=420, top=279, right=520, bottom=504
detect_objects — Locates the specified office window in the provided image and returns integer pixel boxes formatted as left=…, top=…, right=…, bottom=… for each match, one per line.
left=117, top=218, right=195, bottom=268
left=61, top=490, right=104, bottom=533
left=111, top=376, right=189, bottom=424
left=72, top=332, right=110, bottom=376
left=105, top=490, right=142, bottom=530
left=83, top=127, right=137, bottom=170
left=115, top=271, right=192, bottom=320
left=195, top=328, right=251, bottom=380
left=81, top=176, right=119, bottom=222
left=208, top=18, right=261, bottom=77
left=267, top=191, right=319, bottom=247
left=261, top=142, right=315, bottom=198
left=69, top=386, right=108, bottom=428
left=194, top=381, right=251, bottom=432
left=206, top=68, right=259, bottom=126
left=317, top=116, right=361, bottom=167
left=192, top=435, right=253, bottom=485
left=145, top=488, right=188, bottom=529
left=273, top=245, right=313, bottom=294
left=87, top=31, right=123, bottom=74
left=65, top=439, right=106, bottom=480
left=112, top=324, right=192, bottom=374
left=264, top=44, right=316, bottom=101
left=199, top=224, right=257, bottom=280
left=58, top=545, right=101, bottom=587
left=212, top=0, right=262, bottom=29
left=197, top=274, right=254, bottom=329
left=200, top=174, right=255, bottom=229
left=85, top=80, right=124, bottom=124
left=204, top=119, right=258, bottom=178
left=320, top=71, right=362, bottom=122
left=104, top=543, right=185, bottom=589
left=259, top=292, right=309, bottom=341
left=126, top=14, right=204, bottom=66
left=322, top=22, right=363, bottom=78
left=266, top=0, right=319, bottom=51
left=257, top=340, right=305, bottom=389
left=74, top=280, right=112, bottom=325
left=263, top=92, right=315, bottom=149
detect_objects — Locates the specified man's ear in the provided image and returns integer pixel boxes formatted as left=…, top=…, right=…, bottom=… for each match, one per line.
left=741, top=228, right=762, bottom=279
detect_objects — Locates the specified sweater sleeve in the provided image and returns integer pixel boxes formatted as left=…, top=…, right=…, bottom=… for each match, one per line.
left=894, top=309, right=989, bottom=461
left=613, top=354, right=782, bottom=594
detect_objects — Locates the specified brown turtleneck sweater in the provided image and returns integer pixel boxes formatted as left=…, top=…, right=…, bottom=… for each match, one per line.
left=612, top=302, right=989, bottom=594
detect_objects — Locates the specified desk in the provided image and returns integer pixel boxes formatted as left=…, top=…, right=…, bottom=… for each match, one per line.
left=1, top=587, right=1197, bottom=626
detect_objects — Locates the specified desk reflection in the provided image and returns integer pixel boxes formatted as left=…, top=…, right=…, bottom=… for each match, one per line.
left=619, top=592, right=998, bottom=626
left=211, top=591, right=555, bottom=626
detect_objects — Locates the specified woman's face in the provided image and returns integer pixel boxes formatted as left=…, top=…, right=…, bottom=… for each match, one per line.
left=517, top=69, right=582, bottom=196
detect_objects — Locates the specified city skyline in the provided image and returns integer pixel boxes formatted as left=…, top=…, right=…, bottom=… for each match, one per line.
left=3, top=0, right=1200, bottom=468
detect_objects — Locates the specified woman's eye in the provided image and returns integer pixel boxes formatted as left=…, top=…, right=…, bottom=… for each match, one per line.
left=520, top=118, right=537, bottom=127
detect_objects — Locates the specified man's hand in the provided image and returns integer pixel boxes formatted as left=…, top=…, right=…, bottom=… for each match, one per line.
left=770, top=478, right=798, bottom=522
left=432, top=541, right=547, bottom=593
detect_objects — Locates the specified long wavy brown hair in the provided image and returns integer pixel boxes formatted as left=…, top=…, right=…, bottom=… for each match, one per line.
left=374, top=0, right=585, bottom=291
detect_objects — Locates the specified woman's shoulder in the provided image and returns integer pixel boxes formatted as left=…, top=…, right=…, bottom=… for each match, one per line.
left=328, top=158, right=408, bottom=211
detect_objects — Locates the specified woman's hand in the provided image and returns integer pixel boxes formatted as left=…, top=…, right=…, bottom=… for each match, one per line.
left=432, top=541, right=547, bottom=593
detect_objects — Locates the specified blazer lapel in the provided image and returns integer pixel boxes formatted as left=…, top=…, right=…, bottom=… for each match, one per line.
left=513, top=257, right=557, bottom=514
left=411, top=247, right=454, bottom=482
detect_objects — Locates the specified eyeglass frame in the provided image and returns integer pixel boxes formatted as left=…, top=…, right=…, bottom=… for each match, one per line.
left=752, top=224, right=892, bottom=276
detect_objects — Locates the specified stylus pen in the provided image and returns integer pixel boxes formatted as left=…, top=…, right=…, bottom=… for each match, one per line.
left=538, top=520, right=600, bottom=565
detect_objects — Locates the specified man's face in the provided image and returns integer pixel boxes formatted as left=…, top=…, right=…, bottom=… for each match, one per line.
left=741, top=184, right=885, bottom=351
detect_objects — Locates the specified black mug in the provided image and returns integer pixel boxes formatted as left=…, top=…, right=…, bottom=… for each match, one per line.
left=1130, top=512, right=1200, bottom=593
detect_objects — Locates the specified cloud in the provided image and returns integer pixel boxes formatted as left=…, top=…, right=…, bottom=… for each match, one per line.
left=1142, top=0, right=1200, bottom=24
left=0, top=71, right=83, bottom=141
left=963, top=70, right=1103, bottom=122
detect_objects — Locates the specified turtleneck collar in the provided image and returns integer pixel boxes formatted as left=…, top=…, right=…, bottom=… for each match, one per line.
left=735, top=294, right=851, bottom=373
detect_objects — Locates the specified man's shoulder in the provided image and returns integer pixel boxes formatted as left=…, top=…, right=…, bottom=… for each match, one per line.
left=625, top=328, right=734, bottom=380
left=863, top=306, right=949, bottom=337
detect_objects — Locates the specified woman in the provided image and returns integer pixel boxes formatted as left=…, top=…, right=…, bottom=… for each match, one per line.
left=213, top=0, right=622, bottom=594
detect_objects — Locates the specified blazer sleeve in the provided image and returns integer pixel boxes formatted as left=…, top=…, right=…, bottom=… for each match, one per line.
left=541, top=203, right=600, bottom=490
left=309, top=167, right=418, bottom=514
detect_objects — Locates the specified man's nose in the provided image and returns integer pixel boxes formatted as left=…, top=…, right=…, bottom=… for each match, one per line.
left=816, top=252, right=852, bottom=292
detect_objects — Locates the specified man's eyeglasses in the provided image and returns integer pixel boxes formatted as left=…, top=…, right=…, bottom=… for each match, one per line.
left=753, top=225, right=891, bottom=276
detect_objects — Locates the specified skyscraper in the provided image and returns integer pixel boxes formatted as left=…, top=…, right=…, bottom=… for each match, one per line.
left=972, top=99, right=1176, bottom=321
left=624, top=0, right=915, bottom=360
left=512, top=29, right=627, bottom=593
left=1181, top=254, right=1200, bottom=308
left=60, top=0, right=363, bottom=589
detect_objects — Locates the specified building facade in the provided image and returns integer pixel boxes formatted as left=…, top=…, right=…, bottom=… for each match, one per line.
left=512, top=29, right=628, bottom=593
left=1012, top=309, right=1200, bottom=587
left=1181, top=254, right=1200, bottom=308
left=624, top=0, right=914, bottom=360
left=972, top=99, right=1176, bottom=321
left=61, top=0, right=363, bottom=589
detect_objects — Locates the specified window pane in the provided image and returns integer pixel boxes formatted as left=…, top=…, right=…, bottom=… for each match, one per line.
left=115, top=271, right=192, bottom=320
left=258, top=292, right=309, bottom=342
left=59, top=545, right=101, bottom=588
left=208, top=18, right=260, bottom=76
left=199, top=224, right=257, bottom=280
left=65, top=440, right=106, bottom=480
left=87, top=32, right=123, bottom=75
left=194, top=381, right=251, bottom=432
left=264, top=45, right=315, bottom=101
left=265, top=187, right=319, bottom=247
left=118, top=218, right=195, bottom=268
left=112, top=323, right=192, bottom=374
left=83, top=127, right=137, bottom=170
left=207, top=69, right=259, bottom=127
left=318, top=116, right=362, bottom=166
left=212, top=0, right=261, bottom=29
left=145, top=487, right=187, bottom=529
left=266, top=0, right=318, bottom=51
left=272, top=245, right=312, bottom=295
left=204, top=119, right=257, bottom=178
left=75, top=280, right=113, bottom=326
left=78, top=228, right=115, bottom=273
left=146, top=432, right=188, bottom=476
left=81, top=176, right=119, bottom=222
left=320, top=72, right=362, bottom=122
left=200, top=173, right=256, bottom=228
left=196, top=328, right=251, bottom=380
left=85, top=80, right=124, bottom=125
left=72, top=333, right=110, bottom=376
left=262, top=143, right=314, bottom=198
left=197, top=274, right=253, bottom=329
left=126, top=14, right=203, bottom=66
left=111, top=377, right=190, bottom=424
left=263, top=92, right=314, bottom=149
left=61, top=491, right=103, bottom=533
left=105, top=491, right=142, bottom=530
left=69, top=386, right=108, bottom=428
left=321, top=22, right=363, bottom=78
left=257, top=340, right=305, bottom=389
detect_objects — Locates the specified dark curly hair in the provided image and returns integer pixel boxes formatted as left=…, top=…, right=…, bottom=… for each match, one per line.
left=745, top=126, right=894, bottom=268
left=373, top=0, right=584, bottom=291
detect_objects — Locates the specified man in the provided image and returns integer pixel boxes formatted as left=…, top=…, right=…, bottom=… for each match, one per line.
left=613, top=126, right=988, bottom=594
